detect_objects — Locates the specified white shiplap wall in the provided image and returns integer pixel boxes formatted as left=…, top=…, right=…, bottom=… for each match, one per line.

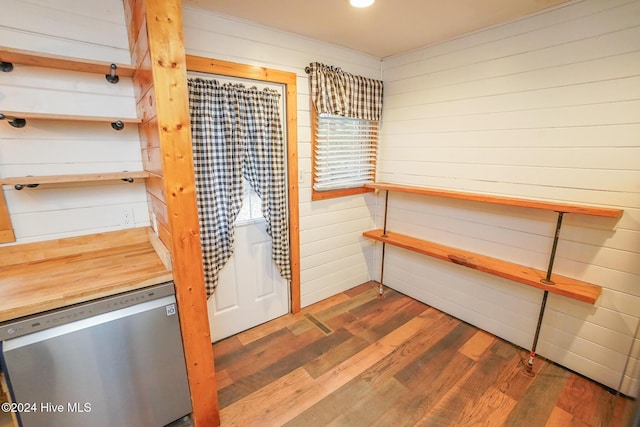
left=3, top=0, right=637, bottom=398
left=182, top=7, right=381, bottom=307
left=379, top=0, right=640, bottom=395
left=0, top=0, right=149, bottom=243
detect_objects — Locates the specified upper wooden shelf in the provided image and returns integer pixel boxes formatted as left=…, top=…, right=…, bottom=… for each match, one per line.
left=1, top=111, right=141, bottom=125
left=0, top=172, right=149, bottom=189
left=0, top=46, right=135, bottom=77
left=363, top=229, right=601, bottom=304
left=366, top=182, right=623, bottom=218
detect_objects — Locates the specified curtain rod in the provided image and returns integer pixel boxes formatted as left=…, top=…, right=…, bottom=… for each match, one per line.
left=304, top=65, right=342, bottom=74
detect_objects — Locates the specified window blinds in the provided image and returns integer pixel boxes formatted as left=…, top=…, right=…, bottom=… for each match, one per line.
left=313, top=113, right=378, bottom=191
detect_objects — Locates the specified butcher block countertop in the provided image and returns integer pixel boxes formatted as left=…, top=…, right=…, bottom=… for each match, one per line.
left=0, top=228, right=172, bottom=323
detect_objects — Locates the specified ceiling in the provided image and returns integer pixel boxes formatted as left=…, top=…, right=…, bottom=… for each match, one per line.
left=183, top=0, right=571, bottom=58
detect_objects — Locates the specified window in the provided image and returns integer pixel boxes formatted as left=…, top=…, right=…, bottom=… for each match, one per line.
left=312, top=111, right=378, bottom=200
left=236, top=179, right=264, bottom=224
left=306, top=62, right=383, bottom=201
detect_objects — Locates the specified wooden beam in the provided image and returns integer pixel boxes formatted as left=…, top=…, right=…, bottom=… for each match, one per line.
left=366, top=182, right=623, bottom=218
left=363, top=229, right=601, bottom=304
left=186, top=54, right=302, bottom=314
left=143, top=2, right=220, bottom=426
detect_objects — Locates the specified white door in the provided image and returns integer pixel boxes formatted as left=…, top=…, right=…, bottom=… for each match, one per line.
left=207, top=183, right=290, bottom=341
left=195, top=74, right=290, bottom=342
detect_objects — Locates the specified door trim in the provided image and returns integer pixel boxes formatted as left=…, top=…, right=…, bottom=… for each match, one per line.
left=185, top=55, right=301, bottom=313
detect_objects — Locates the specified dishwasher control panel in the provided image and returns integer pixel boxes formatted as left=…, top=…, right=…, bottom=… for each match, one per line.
left=0, top=281, right=175, bottom=340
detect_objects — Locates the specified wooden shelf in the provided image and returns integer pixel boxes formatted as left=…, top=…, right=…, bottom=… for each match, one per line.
left=366, top=182, right=623, bottom=218
left=0, top=111, right=141, bottom=125
left=0, top=172, right=149, bottom=189
left=0, top=48, right=142, bottom=244
left=0, top=46, right=135, bottom=77
left=363, top=229, right=601, bottom=304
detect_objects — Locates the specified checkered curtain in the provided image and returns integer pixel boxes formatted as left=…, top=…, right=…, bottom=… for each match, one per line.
left=188, top=78, right=291, bottom=296
left=308, top=62, right=383, bottom=121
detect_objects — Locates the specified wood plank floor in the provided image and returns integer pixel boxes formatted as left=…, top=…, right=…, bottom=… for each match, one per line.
left=212, top=281, right=636, bottom=427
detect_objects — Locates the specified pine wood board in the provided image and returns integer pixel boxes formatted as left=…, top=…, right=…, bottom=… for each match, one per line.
left=0, top=239, right=171, bottom=322
left=366, top=182, right=623, bottom=218
left=363, top=229, right=602, bottom=304
left=0, top=111, right=141, bottom=124
left=145, top=5, right=221, bottom=427
left=0, top=171, right=149, bottom=187
left=0, top=228, right=150, bottom=267
left=0, top=46, right=135, bottom=76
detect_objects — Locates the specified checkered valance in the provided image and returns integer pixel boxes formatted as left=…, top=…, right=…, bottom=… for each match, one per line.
left=308, top=62, right=383, bottom=121
left=188, top=78, right=291, bottom=296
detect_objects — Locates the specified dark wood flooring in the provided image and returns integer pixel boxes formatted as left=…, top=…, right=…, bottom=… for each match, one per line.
left=212, top=281, right=636, bottom=426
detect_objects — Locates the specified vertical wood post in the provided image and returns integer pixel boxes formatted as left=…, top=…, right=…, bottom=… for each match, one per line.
left=123, top=0, right=220, bottom=425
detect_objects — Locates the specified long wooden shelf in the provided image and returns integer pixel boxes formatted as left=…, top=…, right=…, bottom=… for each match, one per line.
left=363, top=229, right=601, bottom=304
left=0, top=111, right=141, bottom=124
left=0, top=171, right=149, bottom=189
left=0, top=46, right=135, bottom=77
left=366, top=182, right=623, bottom=218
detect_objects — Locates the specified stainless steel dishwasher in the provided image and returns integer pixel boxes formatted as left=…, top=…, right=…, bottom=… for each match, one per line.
left=0, top=281, right=192, bottom=427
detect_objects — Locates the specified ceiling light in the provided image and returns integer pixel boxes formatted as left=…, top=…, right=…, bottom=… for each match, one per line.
left=350, top=0, right=375, bottom=8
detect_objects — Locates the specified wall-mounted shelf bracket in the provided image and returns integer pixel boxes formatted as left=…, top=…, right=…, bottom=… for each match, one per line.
left=13, top=183, right=39, bottom=191
left=9, top=118, right=26, bottom=128
left=105, top=63, right=119, bottom=84
left=0, top=61, right=13, bottom=72
left=0, top=113, right=26, bottom=128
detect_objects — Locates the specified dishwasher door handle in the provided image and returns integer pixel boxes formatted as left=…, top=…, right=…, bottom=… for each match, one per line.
left=2, top=295, right=176, bottom=350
